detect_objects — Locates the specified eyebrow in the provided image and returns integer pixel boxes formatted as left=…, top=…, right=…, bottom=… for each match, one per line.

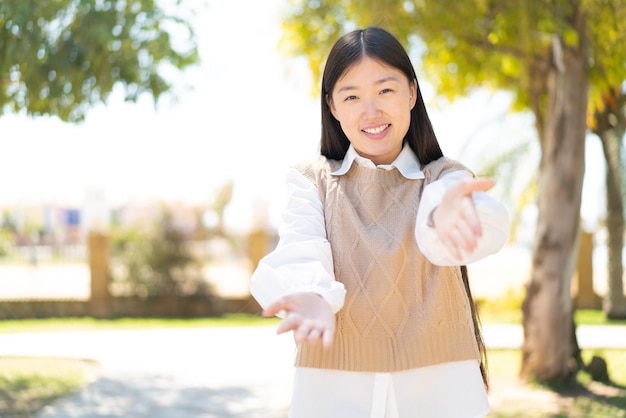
left=335, top=75, right=401, bottom=94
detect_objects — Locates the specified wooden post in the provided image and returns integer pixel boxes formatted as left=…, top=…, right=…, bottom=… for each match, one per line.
left=573, top=230, right=602, bottom=310
left=246, top=228, right=269, bottom=314
left=248, top=229, right=269, bottom=274
left=88, top=232, right=111, bottom=318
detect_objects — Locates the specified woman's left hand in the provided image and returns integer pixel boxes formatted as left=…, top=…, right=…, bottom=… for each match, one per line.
left=431, top=178, right=495, bottom=261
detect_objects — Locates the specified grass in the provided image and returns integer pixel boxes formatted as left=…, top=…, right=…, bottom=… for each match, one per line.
left=476, top=286, right=626, bottom=326
left=0, top=313, right=279, bottom=334
left=0, top=356, right=98, bottom=418
left=479, top=306, right=626, bottom=326
left=0, top=308, right=622, bottom=335
left=575, top=309, right=626, bottom=325
left=480, top=308, right=626, bottom=326
left=486, top=349, right=626, bottom=417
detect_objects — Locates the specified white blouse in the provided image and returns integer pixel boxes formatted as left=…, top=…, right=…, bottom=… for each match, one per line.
left=250, top=145, right=510, bottom=418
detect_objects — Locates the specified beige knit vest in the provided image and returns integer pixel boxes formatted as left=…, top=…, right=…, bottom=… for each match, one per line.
left=294, top=155, right=480, bottom=373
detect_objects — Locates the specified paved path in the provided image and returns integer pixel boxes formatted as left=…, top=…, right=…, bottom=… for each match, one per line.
left=0, top=326, right=295, bottom=417
left=0, top=324, right=625, bottom=417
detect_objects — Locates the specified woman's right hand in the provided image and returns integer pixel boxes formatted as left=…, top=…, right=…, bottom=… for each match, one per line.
left=263, top=292, right=336, bottom=349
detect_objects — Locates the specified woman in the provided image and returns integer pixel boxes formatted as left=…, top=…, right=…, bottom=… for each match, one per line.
left=250, top=26, right=510, bottom=418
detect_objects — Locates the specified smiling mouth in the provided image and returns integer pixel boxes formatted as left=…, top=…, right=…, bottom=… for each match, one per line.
left=362, top=124, right=389, bottom=135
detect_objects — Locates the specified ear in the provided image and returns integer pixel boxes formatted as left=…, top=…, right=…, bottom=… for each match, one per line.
left=409, top=79, right=418, bottom=110
left=326, top=94, right=339, bottom=120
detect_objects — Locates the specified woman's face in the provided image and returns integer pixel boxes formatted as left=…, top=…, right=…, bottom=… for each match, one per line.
left=327, top=56, right=417, bottom=165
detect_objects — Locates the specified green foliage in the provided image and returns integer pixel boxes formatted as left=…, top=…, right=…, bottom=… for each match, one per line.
left=584, top=0, right=626, bottom=109
left=0, top=0, right=200, bottom=122
left=0, top=229, right=11, bottom=257
left=478, top=289, right=626, bottom=325
left=477, top=287, right=525, bottom=324
left=280, top=0, right=419, bottom=94
left=110, top=209, right=211, bottom=298
left=281, top=0, right=626, bottom=120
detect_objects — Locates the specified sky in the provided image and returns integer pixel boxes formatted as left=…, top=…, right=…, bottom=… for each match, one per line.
left=0, top=0, right=606, bottom=234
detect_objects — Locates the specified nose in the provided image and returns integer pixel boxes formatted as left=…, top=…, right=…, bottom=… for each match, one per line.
left=362, top=96, right=382, bottom=119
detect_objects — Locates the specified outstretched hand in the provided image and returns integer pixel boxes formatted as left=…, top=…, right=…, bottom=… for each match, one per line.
left=263, top=292, right=336, bottom=349
left=431, top=177, right=495, bottom=261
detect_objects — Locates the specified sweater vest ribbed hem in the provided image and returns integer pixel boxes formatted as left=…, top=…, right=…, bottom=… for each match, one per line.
left=295, top=324, right=480, bottom=373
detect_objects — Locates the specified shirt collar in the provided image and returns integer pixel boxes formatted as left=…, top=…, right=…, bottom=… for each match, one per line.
left=331, top=143, right=425, bottom=179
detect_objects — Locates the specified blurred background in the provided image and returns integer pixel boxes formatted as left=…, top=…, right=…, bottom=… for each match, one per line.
left=1, top=0, right=625, bottom=416
left=0, top=0, right=612, bottom=306
left=0, top=0, right=324, bottom=306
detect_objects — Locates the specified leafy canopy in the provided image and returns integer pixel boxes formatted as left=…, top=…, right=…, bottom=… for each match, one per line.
left=0, top=0, right=199, bottom=122
left=281, top=0, right=626, bottom=121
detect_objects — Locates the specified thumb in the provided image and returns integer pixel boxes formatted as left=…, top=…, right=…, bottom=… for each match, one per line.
left=262, top=298, right=290, bottom=318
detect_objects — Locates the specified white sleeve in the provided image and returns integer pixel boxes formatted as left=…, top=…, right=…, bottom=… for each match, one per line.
left=249, top=167, right=346, bottom=313
left=415, top=170, right=510, bottom=266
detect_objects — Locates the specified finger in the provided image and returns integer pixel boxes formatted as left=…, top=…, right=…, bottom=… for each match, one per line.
left=460, top=178, right=495, bottom=195
left=262, top=297, right=293, bottom=317
left=456, top=197, right=482, bottom=236
left=322, top=328, right=334, bottom=349
left=305, top=328, right=321, bottom=343
left=441, top=231, right=462, bottom=261
left=294, top=322, right=314, bottom=343
left=454, top=223, right=478, bottom=252
left=450, top=246, right=463, bottom=262
left=262, top=303, right=283, bottom=318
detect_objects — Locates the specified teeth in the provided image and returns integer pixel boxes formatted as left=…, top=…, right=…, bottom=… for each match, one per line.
left=363, top=125, right=388, bottom=134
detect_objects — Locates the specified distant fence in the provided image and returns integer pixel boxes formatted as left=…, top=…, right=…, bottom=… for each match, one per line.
left=0, top=295, right=260, bottom=320
left=0, top=232, right=266, bottom=320
left=8, top=244, right=86, bottom=262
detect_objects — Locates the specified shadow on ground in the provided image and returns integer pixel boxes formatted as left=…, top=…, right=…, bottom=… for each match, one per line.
left=487, top=377, right=626, bottom=417
left=36, top=375, right=289, bottom=418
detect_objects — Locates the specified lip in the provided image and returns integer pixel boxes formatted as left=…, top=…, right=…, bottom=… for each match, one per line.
left=361, top=123, right=390, bottom=138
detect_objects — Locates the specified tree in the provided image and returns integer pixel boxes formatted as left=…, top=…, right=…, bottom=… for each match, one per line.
left=591, top=87, right=626, bottom=319
left=584, top=0, right=626, bottom=320
left=279, top=0, right=626, bottom=383
left=0, top=0, right=199, bottom=122
left=110, top=208, right=211, bottom=298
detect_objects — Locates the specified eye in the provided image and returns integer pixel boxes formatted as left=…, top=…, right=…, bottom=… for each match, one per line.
left=343, top=95, right=358, bottom=102
left=380, top=88, right=393, bottom=94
